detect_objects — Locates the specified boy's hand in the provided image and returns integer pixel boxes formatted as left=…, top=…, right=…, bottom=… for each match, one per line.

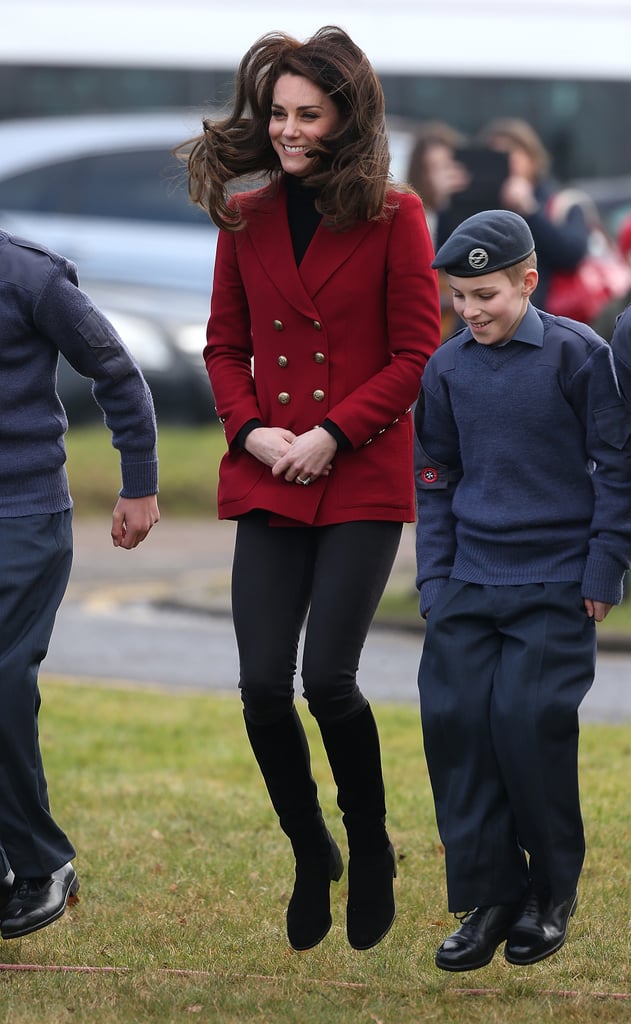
left=111, top=495, right=160, bottom=549
left=584, top=598, right=613, bottom=621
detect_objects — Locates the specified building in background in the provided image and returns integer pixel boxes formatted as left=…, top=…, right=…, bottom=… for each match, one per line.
left=0, top=0, right=630, bottom=181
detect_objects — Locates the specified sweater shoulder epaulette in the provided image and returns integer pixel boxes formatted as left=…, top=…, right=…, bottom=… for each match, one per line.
left=0, top=232, right=72, bottom=296
left=537, top=306, right=608, bottom=350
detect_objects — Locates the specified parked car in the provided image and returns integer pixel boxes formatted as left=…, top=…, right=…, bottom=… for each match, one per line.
left=0, top=110, right=219, bottom=422
left=0, top=110, right=218, bottom=285
left=0, top=111, right=418, bottom=423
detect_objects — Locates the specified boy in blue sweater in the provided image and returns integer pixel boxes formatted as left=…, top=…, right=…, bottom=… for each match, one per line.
left=415, top=210, right=631, bottom=972
left=0, top=231, right=159, bottom=939
left=611, top=302, right=631, bottom=403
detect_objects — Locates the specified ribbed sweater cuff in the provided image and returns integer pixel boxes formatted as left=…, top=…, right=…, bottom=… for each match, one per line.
left=582, top=556, right=625, bottom=606
left=120, top=454, right=159, bottom=498
left=419, top=577, right=449, bottom=618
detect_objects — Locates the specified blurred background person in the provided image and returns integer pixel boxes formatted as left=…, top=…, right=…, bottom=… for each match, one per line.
left=588, top=208, right=631, bottom=341
left=406, top=121, right=469, bottom=245
left=618, top=214, right=631, bottom=269
left=477, top=117, right=589, bottom=310
left=406, top=121, right=469, bottom=339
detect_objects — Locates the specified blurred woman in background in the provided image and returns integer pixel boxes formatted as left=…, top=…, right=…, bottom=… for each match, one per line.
left=406, top=121, right=469, bottom=339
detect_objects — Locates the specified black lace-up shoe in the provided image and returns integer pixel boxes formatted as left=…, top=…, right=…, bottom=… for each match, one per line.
left=1, top=863, right=79, bottom=939
left=435, top=902, right=521, bottom=972
left=505, top=888, right=578, bottom=965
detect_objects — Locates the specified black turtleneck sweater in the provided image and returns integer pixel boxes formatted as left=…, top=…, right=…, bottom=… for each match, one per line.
left=285, top=173, right=322, bottom=265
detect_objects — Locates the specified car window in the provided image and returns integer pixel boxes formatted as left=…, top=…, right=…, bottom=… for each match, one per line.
left=0, top=158, right=74, bottom=213
left=0, top=147, right=207, bottom=225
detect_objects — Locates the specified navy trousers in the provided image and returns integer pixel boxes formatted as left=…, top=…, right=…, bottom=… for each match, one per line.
left=418, top=580, right=596, bottom=912
left=0, top=511, right=76, bottom=877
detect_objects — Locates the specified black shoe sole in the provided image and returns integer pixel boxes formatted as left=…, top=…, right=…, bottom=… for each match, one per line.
left=349, top=910, right=396, bottom=951
left=435, top=942, right=502, bottom=972
left=288, top=918, right=333, bottom=952
left=504, top=892, right=578, bottom=966
left=1, top=872, right=80, bottom=940
left=504, top=934, right=567, bottom=966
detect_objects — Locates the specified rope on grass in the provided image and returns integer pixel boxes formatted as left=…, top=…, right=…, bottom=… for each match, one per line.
left=454, top=987, right=631, bottom=1000
left=0, top=966, right=127, bottom=974
left=0, top=964, right=629, bottom=1000
left=0, top=965, right=364, bottom=987
left=0, top=964, right=127, bottom=974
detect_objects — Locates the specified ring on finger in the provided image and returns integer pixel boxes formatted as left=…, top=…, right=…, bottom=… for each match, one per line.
left=296, top=476, right=312, bottom=486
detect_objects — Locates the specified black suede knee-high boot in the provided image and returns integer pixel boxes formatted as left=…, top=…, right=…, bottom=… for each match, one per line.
left=243, top=708, right=343, bottom=950
left=318, top=704, right=396, bottom=950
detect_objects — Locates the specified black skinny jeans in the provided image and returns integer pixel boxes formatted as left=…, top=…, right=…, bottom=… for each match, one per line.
left=232, top=514, right=402, bottom=726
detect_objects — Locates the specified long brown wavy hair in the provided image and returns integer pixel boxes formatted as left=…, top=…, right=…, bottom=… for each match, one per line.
left=176, top=25, right=392, bottom=231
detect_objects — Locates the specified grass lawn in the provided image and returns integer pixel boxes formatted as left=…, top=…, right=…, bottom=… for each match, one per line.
left=1, top=682, right=629, bottom=1023
left=65, top=424, right=224, bottom=519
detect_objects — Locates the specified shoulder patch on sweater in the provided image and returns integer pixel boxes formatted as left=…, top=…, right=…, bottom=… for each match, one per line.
left=415, top=442, right=449, bottom=490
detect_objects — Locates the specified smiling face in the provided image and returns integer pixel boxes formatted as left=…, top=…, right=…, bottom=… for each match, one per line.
left=269, top=72, right=342, bottom=178
left=448, top=267, right=538, bottom=346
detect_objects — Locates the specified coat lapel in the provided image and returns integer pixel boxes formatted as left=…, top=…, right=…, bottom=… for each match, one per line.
left=299, top=217, right=373, bottom=297
left=244, top=179, right=374, bottom=316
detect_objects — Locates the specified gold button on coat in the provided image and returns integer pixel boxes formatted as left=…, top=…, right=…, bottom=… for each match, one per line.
left=312, top=320, right=322, bottom=330
left=278, top=355, right=288, bottom=367
left=313, top=352, right=325, bottom=364
left=312, top=389, right=325, bottom=402
left=273, top=320, right=284, bottom=331
left=278, top=392, right=291, bottom=405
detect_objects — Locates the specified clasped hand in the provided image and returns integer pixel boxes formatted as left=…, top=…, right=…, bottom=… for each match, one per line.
left=245, top=426, right=337, bottom=483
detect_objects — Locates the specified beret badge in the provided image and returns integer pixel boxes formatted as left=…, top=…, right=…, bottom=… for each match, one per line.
left=468, top=248, right=489, bottom=270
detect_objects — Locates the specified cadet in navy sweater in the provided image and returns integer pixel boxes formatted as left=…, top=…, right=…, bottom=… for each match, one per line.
left=610, top=302, right=631, bottom=404
left=0, top=231, right=159, bottom=940
left=415, top=211, right=631, bottom=973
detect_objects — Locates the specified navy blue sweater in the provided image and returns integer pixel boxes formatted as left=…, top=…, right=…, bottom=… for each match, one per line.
left=415, top=303, right=631, bottom=614
left=610, top=302, right=631, bottom=404
left=0, top=231, right=158, bottom=515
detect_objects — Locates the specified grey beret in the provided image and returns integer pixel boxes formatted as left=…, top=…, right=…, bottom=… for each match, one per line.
left=432, top=209, right=535, bottom=276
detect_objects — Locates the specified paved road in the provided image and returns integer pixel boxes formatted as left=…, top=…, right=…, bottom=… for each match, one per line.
left=44, top=597, right=631, bottom=723
left=41, top=517, right=631, bottom=723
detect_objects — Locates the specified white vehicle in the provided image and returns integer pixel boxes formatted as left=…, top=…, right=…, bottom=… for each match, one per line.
left=0, top=111, right=218, bottom=423
left=0, top=108, right=416, bottom=427
left=0, top=110, right=217, bottom=292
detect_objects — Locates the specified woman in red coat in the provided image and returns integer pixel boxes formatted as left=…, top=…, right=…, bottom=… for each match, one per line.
left=182, top=25, right=440, bottom=952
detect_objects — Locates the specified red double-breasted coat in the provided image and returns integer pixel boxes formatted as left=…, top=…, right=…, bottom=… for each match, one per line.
left=205, top=180, right=440, bottom=525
